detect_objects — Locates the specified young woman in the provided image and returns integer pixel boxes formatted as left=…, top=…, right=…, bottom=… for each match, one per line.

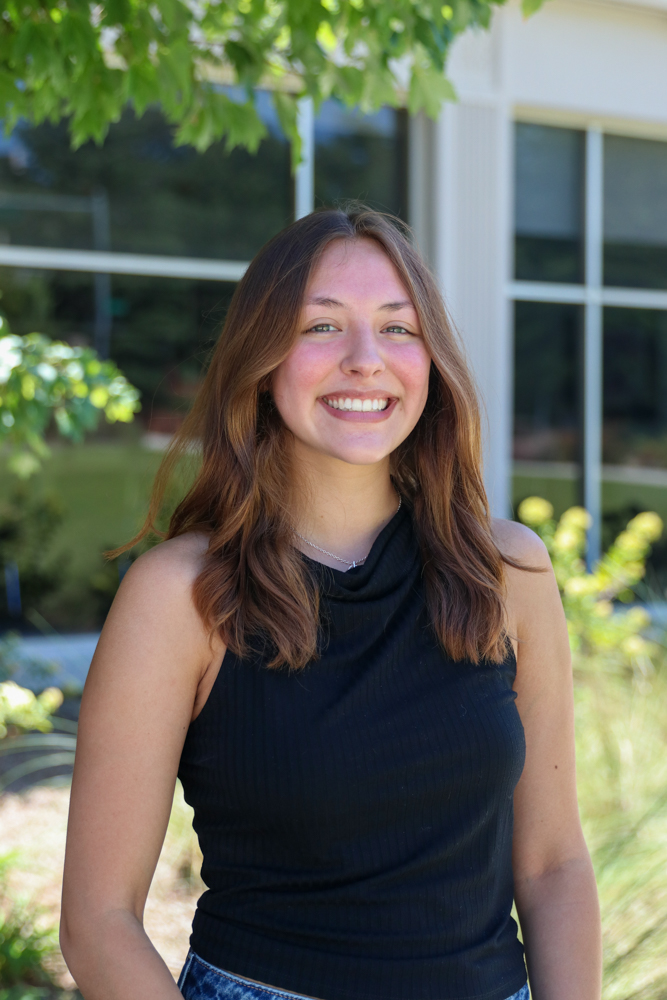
left=61, top=207, right=602, bottom=1000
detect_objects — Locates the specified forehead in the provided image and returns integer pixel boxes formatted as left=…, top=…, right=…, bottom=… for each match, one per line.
left=305, top=238, right=413, bottom=304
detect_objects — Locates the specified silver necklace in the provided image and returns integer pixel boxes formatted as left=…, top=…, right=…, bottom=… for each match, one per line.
left=294, top=492, right=402, bottom=570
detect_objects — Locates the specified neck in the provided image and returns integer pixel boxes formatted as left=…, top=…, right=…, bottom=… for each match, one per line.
left=290, top=450, right=399, bottom=569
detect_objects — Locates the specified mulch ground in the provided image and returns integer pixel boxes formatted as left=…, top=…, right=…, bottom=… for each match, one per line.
left=0, top=786, right=199, bottom=992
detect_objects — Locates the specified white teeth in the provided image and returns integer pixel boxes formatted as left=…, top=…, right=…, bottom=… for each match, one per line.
left=324, top=397, right=390, bottom=411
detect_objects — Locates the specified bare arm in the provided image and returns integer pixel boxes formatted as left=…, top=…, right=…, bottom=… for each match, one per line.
left=60, top=535, right=226, bottom=1000
left=495, top=520, right=602, bottom=1000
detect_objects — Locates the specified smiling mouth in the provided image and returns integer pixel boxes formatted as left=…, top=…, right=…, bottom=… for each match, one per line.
left=322, top=396, right=392, bottom=412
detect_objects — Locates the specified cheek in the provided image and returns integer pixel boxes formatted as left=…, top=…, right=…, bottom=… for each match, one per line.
left=272, top=343, right=334, bottom=410
left=394, top=345, right=432, bottom=408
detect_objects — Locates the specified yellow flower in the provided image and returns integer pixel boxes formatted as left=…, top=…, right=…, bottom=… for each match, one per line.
left=554, top=527, right=582, bottom=553
left=613, top=531, right=645, bottom=556
left=89, top=386, right=109, bottom=408
left=625, top=606, right=651, bottom=630
left=564, top=575, right=597, bottom=597
left=518, top=496, right=553, bottom=527
left=38, top=687, right=64, bottom=714
left=621, top=635, right=649, bottom=658
left=627, top=511, right=663, bottom=542
left=0, top=681, right=35, bottom=711
left=560, top=506, right=591, bottom=530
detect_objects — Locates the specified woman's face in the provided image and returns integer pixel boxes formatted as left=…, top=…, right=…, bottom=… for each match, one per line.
left=271, top=238, right=432, bottom=468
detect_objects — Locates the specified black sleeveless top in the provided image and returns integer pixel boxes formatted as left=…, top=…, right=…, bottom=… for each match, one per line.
left=178, top=503, right=527, bottom=1000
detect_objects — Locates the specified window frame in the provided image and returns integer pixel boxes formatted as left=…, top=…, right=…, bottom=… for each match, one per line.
left=510, top=119, right=667, bottom=565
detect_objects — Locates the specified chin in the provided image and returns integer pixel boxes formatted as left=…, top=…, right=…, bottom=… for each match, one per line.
left=323, top=444, right=395, bottom=466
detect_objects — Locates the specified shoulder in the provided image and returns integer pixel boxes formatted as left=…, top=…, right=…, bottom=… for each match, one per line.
left=106, top=532, right=214, bottom=649
left=491, top=517, right=551, bottom=570
left=491, top=518, right=560, bottom=638
left=120, top=532, right=210, bottom=597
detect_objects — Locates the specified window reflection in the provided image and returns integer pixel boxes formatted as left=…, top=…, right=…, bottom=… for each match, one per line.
left=314, top=103, right=407, bottom=216
left=514, top=124, right=584, bottom=283
left=0, top=93, right=292, bottom=260
left=0, top=267, right=235, bottom=423
left=604, top=135, right=667, bottom=289
left=603, top=307, right=667, bottom=467
left=513, top=301, right=582, bottom=462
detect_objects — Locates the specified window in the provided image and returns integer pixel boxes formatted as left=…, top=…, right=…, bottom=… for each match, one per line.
left=513, top=301, right=582, bottom=463
left=512, top=123, right=667, bottom=564
left=514, top=124, right=584, bottom=284
left=315, top=103, right=408, bottom=216
left=604, top=135, right=667, bottom=290
left=0, top=95, right=292, bottom=261
left=0, top=266, right=235, bottom=422
left=603, top=308, right=667, bottom=467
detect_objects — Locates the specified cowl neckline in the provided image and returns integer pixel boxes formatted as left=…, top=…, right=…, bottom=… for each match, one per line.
left=301, top=500, right=418, bottom=602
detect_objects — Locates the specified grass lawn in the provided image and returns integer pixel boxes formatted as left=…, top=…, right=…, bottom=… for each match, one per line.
left=1, top=438, right=164, bottom=631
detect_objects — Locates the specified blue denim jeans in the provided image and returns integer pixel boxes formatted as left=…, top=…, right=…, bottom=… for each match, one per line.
left=178, top=949, right=530, bottom=1000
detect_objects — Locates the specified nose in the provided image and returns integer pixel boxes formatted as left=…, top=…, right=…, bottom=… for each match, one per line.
left=341, top=322, right=386, bottom=379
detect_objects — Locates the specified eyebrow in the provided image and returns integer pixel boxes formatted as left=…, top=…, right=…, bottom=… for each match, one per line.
left=306, top=296, right=415, bottom=311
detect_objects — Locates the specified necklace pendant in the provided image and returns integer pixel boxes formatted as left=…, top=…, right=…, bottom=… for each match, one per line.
left=350, top=560, right=357, bottom=569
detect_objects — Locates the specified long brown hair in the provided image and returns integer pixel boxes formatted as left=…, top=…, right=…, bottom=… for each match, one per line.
left=120, top=207, right=515, bottom=669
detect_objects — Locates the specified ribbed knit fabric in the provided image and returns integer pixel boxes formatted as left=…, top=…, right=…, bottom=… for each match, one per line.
left=178, top=502, right=528, bottom=1000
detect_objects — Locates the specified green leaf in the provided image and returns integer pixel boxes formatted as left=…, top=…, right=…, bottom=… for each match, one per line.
left=0, top=323, right=140, bottom=477
left=272, top=90, right=301, bottom=169
left=408, top=62, right=456, bottom=117
left=521, top=0, right=547, bottom=14
left=0, top=0, right=525, bottom=152
left=7, top=452, right=42, bottom=479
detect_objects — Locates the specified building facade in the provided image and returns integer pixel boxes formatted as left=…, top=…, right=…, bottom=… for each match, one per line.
left=432, top=0, right=667, bottom=565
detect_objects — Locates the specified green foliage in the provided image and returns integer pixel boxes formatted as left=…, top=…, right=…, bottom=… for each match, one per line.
left=517, top=497, right=664, bottom=674
left=576, top=663, right=667, bottom=999
left=521, top=0, right=546, bottom=15
left=0, top=855, right=57, bottom=990
left=0, top=683, right=63, bottom=741
left=518, top=498, right=667, bottom=996
left=0, top=325, right=140, bottom=478
left=0, top=0, right=548, bottom=166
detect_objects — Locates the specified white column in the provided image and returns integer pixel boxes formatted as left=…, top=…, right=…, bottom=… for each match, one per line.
left=583, top=126, right=604, bottom=567
left=295, top=97, right=315, bottom=220
left=433, top=101, right=514, bottom=517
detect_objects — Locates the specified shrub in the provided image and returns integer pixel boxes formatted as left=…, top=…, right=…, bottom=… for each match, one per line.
left=0, top=325, right=140, bottom=479
left=518, top=499, right=667, bottom=999
left=0, top=854, right=56, bottom=990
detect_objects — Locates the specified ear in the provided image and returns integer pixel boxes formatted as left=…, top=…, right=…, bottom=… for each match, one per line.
left=258, top=372, right=273, bottom=394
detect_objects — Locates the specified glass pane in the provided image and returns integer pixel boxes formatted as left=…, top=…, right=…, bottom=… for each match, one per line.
left=603, top=307, right=667, bottom=466
left=0, top=92, right=292, bottom=260
left=0, top=266, right=235, bottom=418
left=314, top=103, right=407, bottom=216
left=604, top=135, right=667, bottom=289
left=514, top=124, right=584, bottom=283
left=513, top=301, right=582, bottom=462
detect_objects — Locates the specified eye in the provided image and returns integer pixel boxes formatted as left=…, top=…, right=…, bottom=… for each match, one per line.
left=383, top=324, right=413, bottom=335
left=306, top=323, right=338, bottom=333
